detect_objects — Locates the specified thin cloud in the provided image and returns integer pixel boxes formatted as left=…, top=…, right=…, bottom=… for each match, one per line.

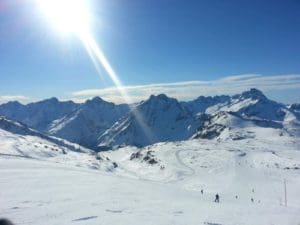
left=0, top=95, right=31, bottom=104
left=220, top=74, right=261, bottom=82
left=70, top=74, right=300, bottom=103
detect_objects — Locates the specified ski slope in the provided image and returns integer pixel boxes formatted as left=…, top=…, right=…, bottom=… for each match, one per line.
left=1, top=126, right=300, bottom=225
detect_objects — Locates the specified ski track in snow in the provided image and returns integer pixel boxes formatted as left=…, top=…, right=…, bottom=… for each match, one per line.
left=174, top=149, right=195, bottom=180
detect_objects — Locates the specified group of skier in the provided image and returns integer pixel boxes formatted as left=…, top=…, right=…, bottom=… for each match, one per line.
left=200, top=189, right=257, bottom=203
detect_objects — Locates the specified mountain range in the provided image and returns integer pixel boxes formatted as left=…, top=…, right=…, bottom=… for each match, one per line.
left=0, top=88, right=299, bottom=150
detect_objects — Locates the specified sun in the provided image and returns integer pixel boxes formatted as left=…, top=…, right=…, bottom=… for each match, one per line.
left=35, top=0, right=154, bottom=140
left=37, top=0, right=91, bottom=36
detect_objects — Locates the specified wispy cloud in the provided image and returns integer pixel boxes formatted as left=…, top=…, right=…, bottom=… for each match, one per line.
left=0, top=95, right=31, bottom=104
left=70, top=74, right=300, bottom=103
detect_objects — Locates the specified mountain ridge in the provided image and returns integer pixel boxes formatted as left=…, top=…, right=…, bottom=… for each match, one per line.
left=0, top=88, right=299, bottom=150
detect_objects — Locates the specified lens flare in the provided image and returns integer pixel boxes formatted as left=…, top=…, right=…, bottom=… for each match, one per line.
left=79, top=33, right=156, bottom=143
left=36, top=0, right=155, bottom=143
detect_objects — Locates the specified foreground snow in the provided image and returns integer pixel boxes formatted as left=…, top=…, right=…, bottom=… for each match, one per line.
left=1, top=129, right=300, bottom=225
left=1, top=156, right=299, bottom=225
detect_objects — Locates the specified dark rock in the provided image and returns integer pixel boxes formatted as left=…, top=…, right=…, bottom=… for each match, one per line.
left=130, top=151, right=142, bottom=160
left=96, top=155, right=102, bottom=160
left=148, top=159, right=158, bottom=165
left=143, top=155, right=151, bottom=161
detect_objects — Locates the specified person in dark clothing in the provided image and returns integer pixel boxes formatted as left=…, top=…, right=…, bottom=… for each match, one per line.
left=214, top=194, right=220, bottom=202
left=201, top=189, right=203, bottom=194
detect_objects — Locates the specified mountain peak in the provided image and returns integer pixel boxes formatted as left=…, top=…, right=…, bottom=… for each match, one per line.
left=148, top=94, right=176, bottom=103
left=238, top=88, right=267, bottom=100
left=34, top=97, right=59, bottom=105
left=48, top=97, right=59, bottom=102
left=143, top=94, right=181, bottom=110
left=92, top=96, right=104, bottom=101
left=1, top=100, right=23, bottom=107
left=85, top=96, right=112, bottom=106
left=149, top=93, right=169, bottom=100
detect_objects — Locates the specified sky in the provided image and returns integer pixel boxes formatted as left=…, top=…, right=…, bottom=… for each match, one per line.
left=0, top=0, right=300, bottom=104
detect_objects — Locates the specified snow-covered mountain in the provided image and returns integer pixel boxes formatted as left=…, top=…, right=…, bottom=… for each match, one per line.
left=48, top=97, right=129, bottom=149
left=98, top=94, right=201, bottom=149
left=0, top=97, right=129, bottom=150
left=181, top=88, right=288, bottom=122
left=206, top=88, right=287, bottom=121
left=99, top=90, right=300, bottom=148
left=0, top=89, right=299, bottom=150
left=191, top=89, right=300, bottom=141
left=193, top=111, right=285, bottom=141
left=0, top=97, right=79, bottom=131
left=290, top=103, right=300, bottom=119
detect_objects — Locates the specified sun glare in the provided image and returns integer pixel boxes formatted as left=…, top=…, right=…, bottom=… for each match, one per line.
left=36, top=0, right=155, bottom=142
left=37, top=0, right=91, bottom=35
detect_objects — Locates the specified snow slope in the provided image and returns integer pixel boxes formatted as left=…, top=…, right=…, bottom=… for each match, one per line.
left=193, top=111, right=287, bottom=141
left=0, top=117, right=117, bottom=171
left=1, top=132, right=300, bottom=225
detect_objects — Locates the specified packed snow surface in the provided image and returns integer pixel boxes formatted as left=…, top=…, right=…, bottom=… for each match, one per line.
left=1, top=126, right=300, bottom=225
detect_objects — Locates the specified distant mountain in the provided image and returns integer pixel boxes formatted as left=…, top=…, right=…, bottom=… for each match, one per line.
left=49, top=97, right=129, bottom=149
left=98, top=94, right=200, bottom=149
left=206, top=88, right=287, bottom=121
left=290, top=103, right=300, bottom=120
left=0, top=98, right=79, bottom=131
left=182, top=95, right=230, bottom=114
left=193, top=89, right=299, bottom=140
left=193, top=111, right=284, bottom=141
left=290, top=103, right=300, bottom=111
left=0, top=89, right=299, bottom=150
left=0, top=97, right=129, bottom=150
left=181, top=88, right=287, bottom=122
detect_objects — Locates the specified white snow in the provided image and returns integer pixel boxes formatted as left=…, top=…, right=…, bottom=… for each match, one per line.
left=1, top=89, right=300, bottom=225
left=1, top=126, right=300, bottom=225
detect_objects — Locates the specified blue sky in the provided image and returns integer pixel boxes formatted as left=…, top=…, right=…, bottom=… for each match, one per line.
left=0, top=0, right=300, bottom=104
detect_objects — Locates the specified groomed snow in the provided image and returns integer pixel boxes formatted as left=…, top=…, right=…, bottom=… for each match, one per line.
left=1, top=126, right=300, bottom=225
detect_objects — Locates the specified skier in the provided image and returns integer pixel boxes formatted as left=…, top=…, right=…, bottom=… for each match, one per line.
left=251, top=198, right=254, bottom=203
left=201, top=189, right=203, bottom=194
left=214, top=194, right=220, bottom=203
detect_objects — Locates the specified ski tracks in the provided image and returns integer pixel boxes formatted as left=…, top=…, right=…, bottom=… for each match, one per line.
left=174, top=149, right=195, bottom=181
